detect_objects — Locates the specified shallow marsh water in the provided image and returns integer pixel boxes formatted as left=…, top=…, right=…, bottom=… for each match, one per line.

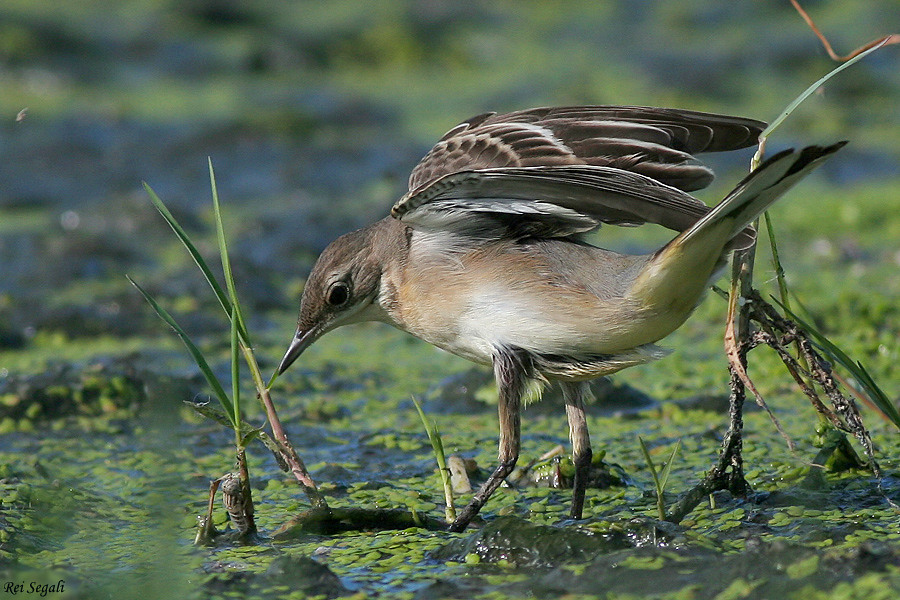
left=1, top=324, right=898, bottom=599
left=2, top=2, right=900, bottom=599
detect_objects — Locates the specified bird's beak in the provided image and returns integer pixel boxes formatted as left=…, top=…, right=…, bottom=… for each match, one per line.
left=277, top=327, right=318, bottom=374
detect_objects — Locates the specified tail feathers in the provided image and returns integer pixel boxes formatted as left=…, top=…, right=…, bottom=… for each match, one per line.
left=679, top=141, right=847, bottom=250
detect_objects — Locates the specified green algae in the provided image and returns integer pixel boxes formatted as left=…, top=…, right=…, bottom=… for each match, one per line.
left=2, top=1, right=900, bottom=599
left=6, top=342, right=895, bottom=598
left=0, top=360, right=147, bottom=428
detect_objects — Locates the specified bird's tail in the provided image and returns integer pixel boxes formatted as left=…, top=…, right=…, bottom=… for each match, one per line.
left=628, top=141, right=845, bottom=325
left=678, top=141, right=847, bottom=251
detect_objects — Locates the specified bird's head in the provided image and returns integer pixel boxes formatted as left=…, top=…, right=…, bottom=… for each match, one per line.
left=277, top=223, right=389, bottom=375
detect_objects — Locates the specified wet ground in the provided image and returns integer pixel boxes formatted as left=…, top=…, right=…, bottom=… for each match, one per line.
left=1, top=2, right=899, bottom=599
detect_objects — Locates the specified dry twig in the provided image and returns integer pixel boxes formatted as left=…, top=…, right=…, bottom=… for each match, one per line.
left=790, top=0, right=899, bottom=62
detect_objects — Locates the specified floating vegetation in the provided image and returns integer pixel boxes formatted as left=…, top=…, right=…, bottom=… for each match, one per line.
left=1, top=2, right=898, bottom=599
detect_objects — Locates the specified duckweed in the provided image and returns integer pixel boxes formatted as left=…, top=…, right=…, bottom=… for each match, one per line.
left=786, top=555, right=820, bottom=579
left=2, top=4, right=899, bottom=599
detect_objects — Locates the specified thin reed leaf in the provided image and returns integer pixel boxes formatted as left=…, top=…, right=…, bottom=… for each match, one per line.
left=231, top=304, right=241, bottom=431
left=128, top=276, right=237, bottom=428
left=759, top=38, right=886, bottom=140
left=852, top=362, right=900, bottom=428
left=638, top=437, right=658, bottom=489
left=754, top=37, right=887, bottom=334
left=143, top=176, right=325, bottom=504
left=411, top=396, right=455, bottom=522
left=762, top=213, right=791, bottom=309
left=752, top=38, right=887, bottom=168
left=657, top=439, right=682, bottom=497
left=639, top=437, right=681, bottom=521
left=763, top=212, right=815, bottom=397
left=209, top=159, right=251, bottom=345
left=184, top=399, right=289, bottom=471
left=638, top=436, right=663, bottom=520
left=186, top=399, right=240, bottom=431
left=143, top=182, right=234, bottom=323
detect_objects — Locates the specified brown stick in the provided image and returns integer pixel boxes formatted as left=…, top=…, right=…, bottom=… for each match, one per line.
left=260, top=387, right=329, bottom=508
left=245, top=346, right=329, bottom=509
left=790, top=0, right=899, bottom=62
left=194, top=477, right=223, bottom=545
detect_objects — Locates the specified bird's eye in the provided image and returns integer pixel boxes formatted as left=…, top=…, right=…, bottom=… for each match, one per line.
left=326, top=281, right=350, bottom=307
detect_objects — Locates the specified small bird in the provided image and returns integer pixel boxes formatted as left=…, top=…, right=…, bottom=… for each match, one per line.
left=277, top=105, right=844, bottom=531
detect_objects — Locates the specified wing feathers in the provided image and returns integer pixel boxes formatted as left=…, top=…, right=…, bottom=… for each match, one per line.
left=394, top=165, right=755, bottom=242
left=408, top=105, right=765, bottom=193
left=397, top=105, right=769, bottom=246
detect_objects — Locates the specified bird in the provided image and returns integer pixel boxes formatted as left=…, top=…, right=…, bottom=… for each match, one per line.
left=275, top=105, right=844, bottom=531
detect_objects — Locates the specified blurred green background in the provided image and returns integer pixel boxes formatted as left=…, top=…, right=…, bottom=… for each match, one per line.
left=1, top=0, right=898, bottom=357
left=0, top=2, right=898, bottom=598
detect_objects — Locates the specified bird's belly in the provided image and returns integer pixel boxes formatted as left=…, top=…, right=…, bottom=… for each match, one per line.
left=410, top=283, right=669, bottom=366
left=452, top=285, right=646, bottom=358
left=391, top=238, right=697, bottom=365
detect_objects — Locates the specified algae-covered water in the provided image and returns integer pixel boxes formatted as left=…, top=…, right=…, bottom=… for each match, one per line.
left=1, top=2, right=899, bottom=599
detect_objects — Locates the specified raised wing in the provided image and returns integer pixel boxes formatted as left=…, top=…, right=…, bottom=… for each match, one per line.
left=407, top=106, right=766, bottom=194
left=392, top=165, right=757, bottom=248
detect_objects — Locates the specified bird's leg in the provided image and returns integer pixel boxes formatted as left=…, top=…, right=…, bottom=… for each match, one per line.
left=561, top=381, right=592, bottom=519
left=449, top=349, right=528, bottom=532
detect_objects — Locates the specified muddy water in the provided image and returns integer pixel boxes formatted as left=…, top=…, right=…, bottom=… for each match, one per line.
left=2, top=2, right=899, bottom=599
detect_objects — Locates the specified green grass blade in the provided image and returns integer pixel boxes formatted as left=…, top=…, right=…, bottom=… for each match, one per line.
left=638, top=436, right=660, bottom=490
left=411, top=395, right=455, bottom=522
left=208, top=159, right=251, bottom=346
left=638, top=436, right=666, bottom=521
left=747, top=38, right=896, bottom=428
left=657, top=439, right=682, bottom=495
left=230, top=303, right=241, bottom=429
left=184, top=400, right=282, bottom=464
left=128, top=275, right=237, bottom=428
left=763, top=213, right=791, bottom=309
left=143, top=182, right=233, bottom=320
left=773, top=297, right=900, bottom=429
left=185, top=399, right=237, bottom=430
left=851, top=361, right=899, bottom=425
left=411, top=396, right=447, bottom=469
left=751, top=37, right=888, bottom=169
left=758, top=38, right=888, bottom=143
